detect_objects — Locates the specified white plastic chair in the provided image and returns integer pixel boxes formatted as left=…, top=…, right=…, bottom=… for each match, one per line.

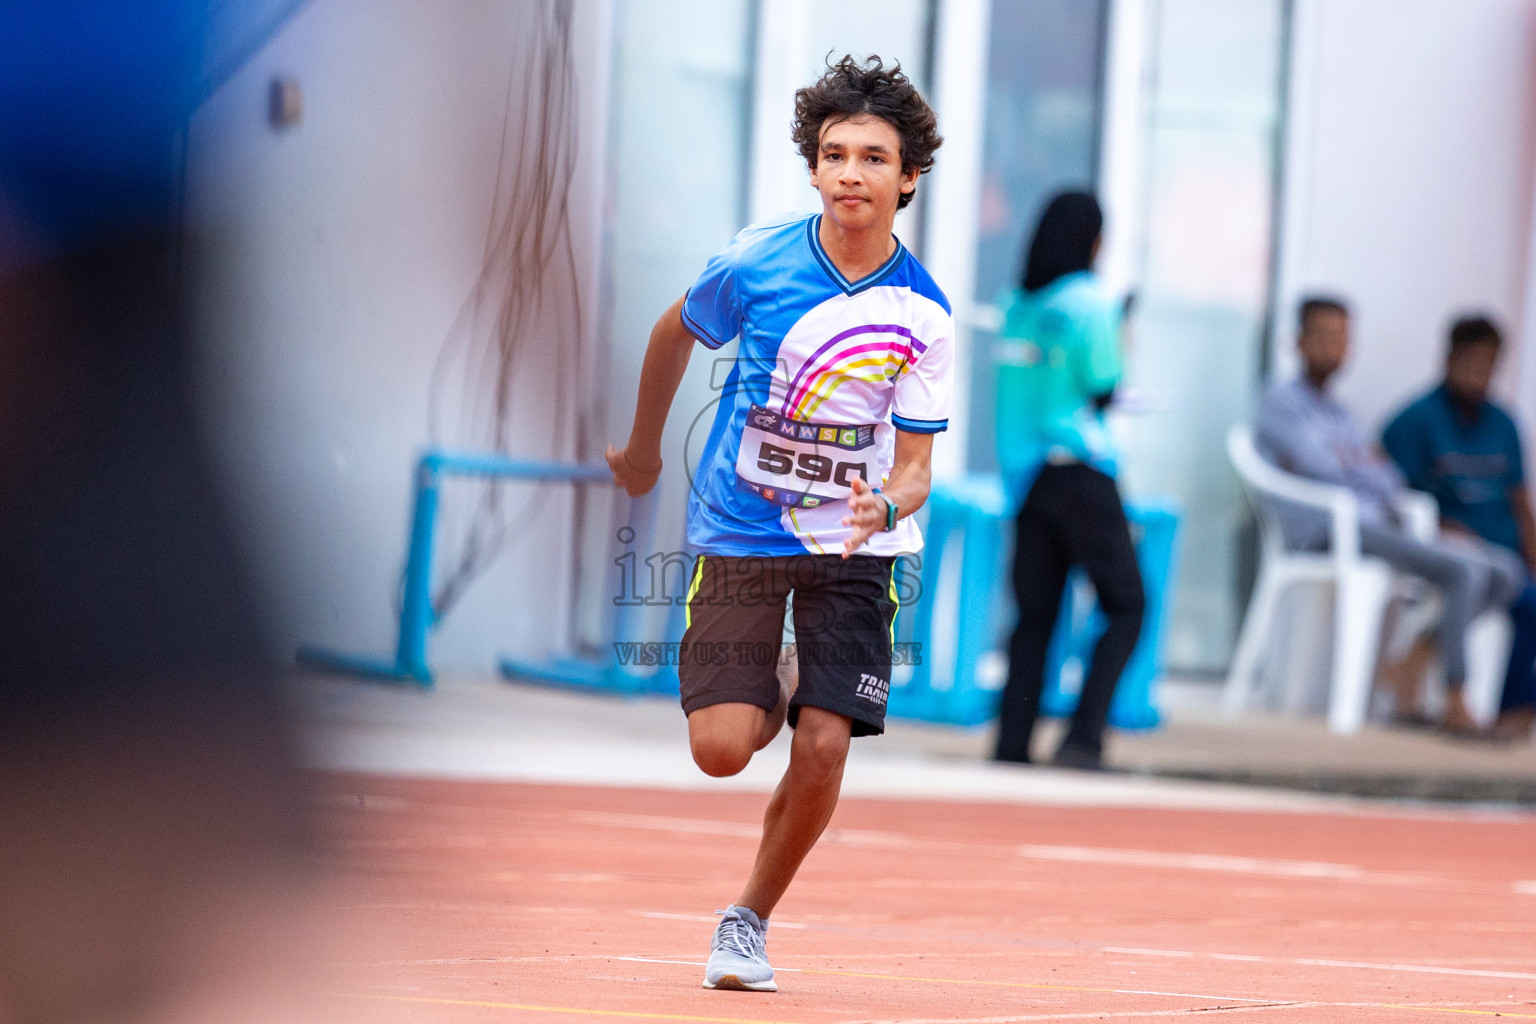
left=1463, top=612, right=1514, bottom=726
left=1223, top=424, right=1396, bottom=734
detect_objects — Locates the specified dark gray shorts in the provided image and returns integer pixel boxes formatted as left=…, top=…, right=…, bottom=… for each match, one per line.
left=678, top=554, right=899, bottom=738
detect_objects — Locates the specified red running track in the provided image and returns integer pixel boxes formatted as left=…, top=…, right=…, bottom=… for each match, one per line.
left=313, top=774, right=1536, bottom=1022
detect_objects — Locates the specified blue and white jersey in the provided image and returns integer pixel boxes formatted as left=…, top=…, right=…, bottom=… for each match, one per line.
left=680, top=213, right=954, bottom=557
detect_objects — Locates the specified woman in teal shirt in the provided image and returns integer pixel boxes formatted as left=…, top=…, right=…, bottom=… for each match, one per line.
left=993, top=192, right=1144, bottom=769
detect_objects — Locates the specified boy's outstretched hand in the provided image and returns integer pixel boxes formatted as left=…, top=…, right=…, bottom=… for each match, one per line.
left=841, top=475, right=889, bottom=558
left=606, top=444, right=663, bottom=497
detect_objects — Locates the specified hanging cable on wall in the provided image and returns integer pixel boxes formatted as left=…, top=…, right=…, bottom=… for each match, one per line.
left=426, top=0, right=585, bottom=619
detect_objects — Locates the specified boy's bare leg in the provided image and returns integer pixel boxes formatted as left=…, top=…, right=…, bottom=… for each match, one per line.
left=735, top=706, right=852, bottom=918
left=689, top=704, right=769, bottom=778
left=761, top=643, right=797, bottom=745
left=688, top=669, right=794, bottom=778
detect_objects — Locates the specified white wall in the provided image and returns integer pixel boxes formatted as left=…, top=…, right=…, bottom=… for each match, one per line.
left=1519, top=161, right=1536, bottom=439
left=1274, top=0, right=1536, bottom=438
left=187, top=0, right=611, bottom=671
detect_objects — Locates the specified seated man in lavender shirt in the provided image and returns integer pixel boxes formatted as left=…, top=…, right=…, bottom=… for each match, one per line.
left=1254, top=297, right=1523, bottom=735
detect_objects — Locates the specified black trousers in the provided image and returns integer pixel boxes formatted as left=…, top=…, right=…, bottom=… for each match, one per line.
left=995, top=463, right=1146, bottom=762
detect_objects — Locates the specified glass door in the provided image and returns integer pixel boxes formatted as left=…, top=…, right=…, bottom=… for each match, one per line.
left=1113, top=0, right=1288, bottom=673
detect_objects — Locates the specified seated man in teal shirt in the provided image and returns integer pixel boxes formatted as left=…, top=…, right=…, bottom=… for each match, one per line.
left=1382, top=316, right=1536, bottom=741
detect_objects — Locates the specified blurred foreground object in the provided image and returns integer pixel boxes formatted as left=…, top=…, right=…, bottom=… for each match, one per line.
left=0, top=3, right=312, bottom=1022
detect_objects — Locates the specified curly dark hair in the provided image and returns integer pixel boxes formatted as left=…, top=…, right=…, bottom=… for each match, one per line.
left=792, top=55, right=942, bottom=210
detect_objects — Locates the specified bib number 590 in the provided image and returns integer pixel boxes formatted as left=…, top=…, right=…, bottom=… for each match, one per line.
left=757, top=442, right=866, bottom=487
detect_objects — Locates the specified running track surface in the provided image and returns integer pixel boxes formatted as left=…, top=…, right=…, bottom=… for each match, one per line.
left=314, top=774, right=1536, bottom=1022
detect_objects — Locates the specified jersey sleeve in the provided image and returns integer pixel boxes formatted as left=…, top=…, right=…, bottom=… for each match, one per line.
left=891, top=307, right=954, bottom=433
left=679, top=232, right=746, bottom=349
left=1075, top=295, right=1122, bottom=396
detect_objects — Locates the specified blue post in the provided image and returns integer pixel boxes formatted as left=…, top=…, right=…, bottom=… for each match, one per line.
left=1108, top=502, right=1180, bottom=729
left=888, top=492, right=948, bottom=720
left=600, top=488, right=661, bottom=695
left=393, top=455, right=441, bottom=684
left=949, top=480, right=1007, bottom=724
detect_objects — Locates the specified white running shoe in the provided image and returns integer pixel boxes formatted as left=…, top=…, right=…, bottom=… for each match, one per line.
left=702, top=905, right=776, bottom=991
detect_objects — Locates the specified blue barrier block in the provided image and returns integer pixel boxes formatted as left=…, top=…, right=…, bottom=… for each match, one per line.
left=888, top=473, right=1180, bottom=731
left=888, top=476, right=1010, bottom=725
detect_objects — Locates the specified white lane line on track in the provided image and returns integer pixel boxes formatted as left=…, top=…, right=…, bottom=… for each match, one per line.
left=609, top=957, right=1277, bottom=1004
left=574, top=811, right=1502, bottom=891
left=1015, top=845, right=1359, bottom=879
left=611, top=955, right=803, bottom=974
left=581, top=812, right=1361, bottom=879
left=635, top=912, right=718, bottom=923
left=627, top=936, right=1536, bottom=987
left=1516, top=881, right=1536, bottom=895
left=846, top=1007, right=1313, bottom=1023
left=574, top=812, right=762, bottom=839
left=1293, top=957, right=1536, bottom=981
left=1114, top=990, right=1280, bottom=1004
left=1102, top=947, right=1536, bottom=982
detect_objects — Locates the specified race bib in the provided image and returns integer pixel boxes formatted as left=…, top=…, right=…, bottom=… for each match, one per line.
left=735, top=404, right=878, bottom=509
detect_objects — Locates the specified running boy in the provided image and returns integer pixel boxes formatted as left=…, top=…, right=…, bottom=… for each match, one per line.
left=607, top=56, right=951, bottom=992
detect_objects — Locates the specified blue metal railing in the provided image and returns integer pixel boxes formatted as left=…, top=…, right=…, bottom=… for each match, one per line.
left=296, top=450, right=624, bottom=686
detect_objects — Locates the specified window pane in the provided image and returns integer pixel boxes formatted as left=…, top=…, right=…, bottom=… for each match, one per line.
left=968, top=0, right=1107, bottom=472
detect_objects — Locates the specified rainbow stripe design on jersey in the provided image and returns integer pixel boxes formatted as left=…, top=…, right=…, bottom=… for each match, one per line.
left=780, top=324, right=930, bottom=421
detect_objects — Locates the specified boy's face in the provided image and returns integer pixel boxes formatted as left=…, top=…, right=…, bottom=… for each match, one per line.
left=809, top=115, right=918, bottom=233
